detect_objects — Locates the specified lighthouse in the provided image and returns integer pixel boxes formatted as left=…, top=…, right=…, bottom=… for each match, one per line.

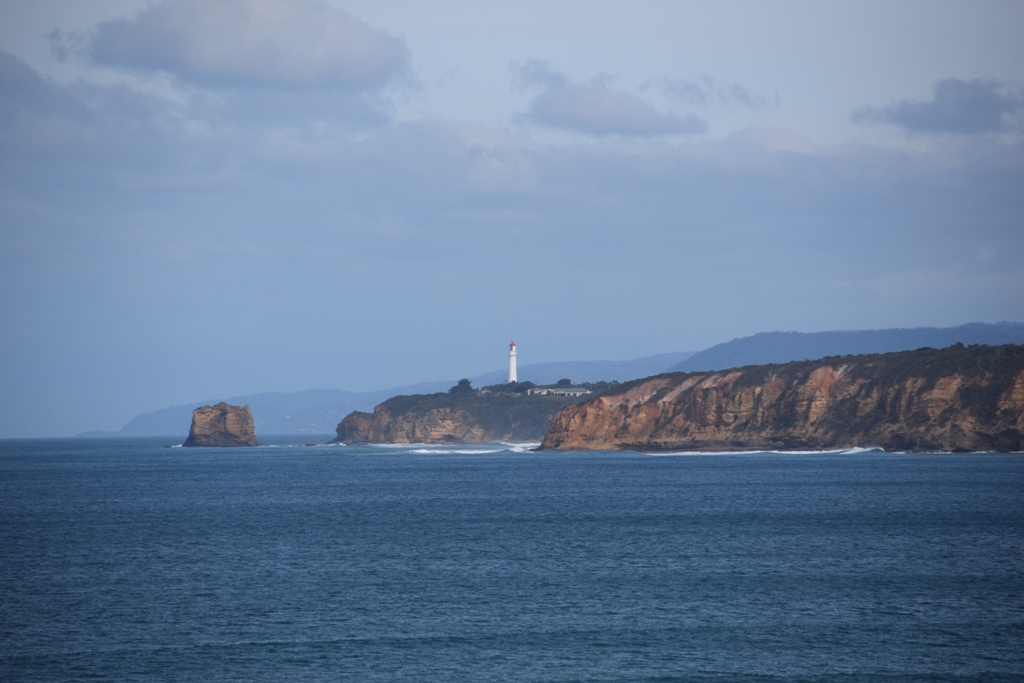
left=508, top=341, right=518, bottom=383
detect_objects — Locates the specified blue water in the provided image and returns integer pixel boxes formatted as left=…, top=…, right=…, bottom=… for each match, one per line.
left=2, top=438, right=1022, bottom=682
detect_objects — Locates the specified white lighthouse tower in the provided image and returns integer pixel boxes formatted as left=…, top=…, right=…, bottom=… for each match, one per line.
left=508, top=341, right=518, bottom=383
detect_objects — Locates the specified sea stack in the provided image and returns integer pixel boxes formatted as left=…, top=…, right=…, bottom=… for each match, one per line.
left=183, top=402, right=259, bottom=447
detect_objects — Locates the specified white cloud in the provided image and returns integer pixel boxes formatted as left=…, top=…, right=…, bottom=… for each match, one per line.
left=664, top=76, right=768, bottom=109
left=515, top=61, right=705, bottom=137
left=90, top=0, right=409, bottom=90
left=854, top=78, right=1023, bottom=135
left=2, top=52, right=1023, bottom=435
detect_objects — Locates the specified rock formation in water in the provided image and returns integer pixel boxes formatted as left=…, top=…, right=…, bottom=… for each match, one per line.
left=183, top=402, right=259, bottom=447
left=333, top=388, right=579, bottom=444
left=539, top=344, right=1024, bottom=453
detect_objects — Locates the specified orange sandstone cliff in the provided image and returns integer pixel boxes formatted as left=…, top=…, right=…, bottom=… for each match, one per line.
left=539, top=344, right=1024, bottom=453
left=183, top=402, right=259, bottom=447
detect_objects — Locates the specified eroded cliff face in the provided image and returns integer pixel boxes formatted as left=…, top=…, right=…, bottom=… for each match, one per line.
left=334, top=393, right=577, bottom=444
left=183, top=402, right=259, bottom=447
left=337, top=406, right=489, bottom=444
left=540, top=344, right=1024, bottom=453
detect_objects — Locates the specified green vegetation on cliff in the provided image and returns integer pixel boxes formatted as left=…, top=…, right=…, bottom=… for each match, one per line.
left=334, top=381, right=583, bottom=444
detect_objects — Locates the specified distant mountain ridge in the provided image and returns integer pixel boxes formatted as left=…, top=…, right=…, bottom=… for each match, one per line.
left=668, top=323, right=1024, bottom=373
left=86, top=353, right=696, bottom=437
left=103, top=383, right=451, bottom=438
left=83, top=323, right=1023, bottom=438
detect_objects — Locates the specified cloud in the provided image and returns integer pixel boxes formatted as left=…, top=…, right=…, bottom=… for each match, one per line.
left=1, top=51, right=69, bottom=115
left=3, top=54, right=1023, bottom=436
left=515, top=61, right=705, bottom=137
left=664, top=76, right=768, bottom=109
left=0, top=50, right=96, bottom=135
left=47, top=30, right=88, bottom=64
left=854, top=78, right=1023, bottom=135
left=89, top=0, right=408, bottom=90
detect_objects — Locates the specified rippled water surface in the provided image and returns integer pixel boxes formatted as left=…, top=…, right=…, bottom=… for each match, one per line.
left=2, top=438, right=1022, bottom=682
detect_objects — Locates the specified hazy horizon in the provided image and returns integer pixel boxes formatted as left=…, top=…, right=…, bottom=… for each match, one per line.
left=2, top=1, right=1022, bottom=436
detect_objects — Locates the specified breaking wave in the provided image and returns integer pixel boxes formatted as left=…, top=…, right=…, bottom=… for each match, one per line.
left=503, top=442, right=540, bottom=453
left=651, top=446, right=888, bottom=457
left=382, top=442, right=542, bottom=455
left=411, top=448, right=504, bottom=455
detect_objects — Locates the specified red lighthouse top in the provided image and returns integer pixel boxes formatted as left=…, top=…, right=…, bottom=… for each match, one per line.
left=510, top=341, right=516, bottom=348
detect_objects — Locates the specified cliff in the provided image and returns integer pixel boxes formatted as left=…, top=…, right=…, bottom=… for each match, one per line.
left=539, top=344, right=1024, bottom=453
left=333, top=390, right=579, bottom=444
left=183, top=403, right=259, bottom=447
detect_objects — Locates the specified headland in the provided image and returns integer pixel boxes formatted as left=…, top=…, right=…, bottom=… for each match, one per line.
left=333, top=380, right=610, bottom=444
left=539, top=343, right=1024, bottom=453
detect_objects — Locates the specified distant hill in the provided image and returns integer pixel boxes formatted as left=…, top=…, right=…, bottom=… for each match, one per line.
left=97, top=324, right=1024, bottom=439
left=667, top=323, right=1024, bottom=373
left=97, top=383, right=451, bottom=438
left=86, top=352, right=694, bottom=437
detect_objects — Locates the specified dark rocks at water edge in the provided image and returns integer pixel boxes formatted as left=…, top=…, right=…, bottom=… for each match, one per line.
left=182, top=403, right=260, bottom=447
left=540, top=343, right=1024, bottom=453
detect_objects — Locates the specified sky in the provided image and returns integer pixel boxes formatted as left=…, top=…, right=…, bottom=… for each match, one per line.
left=1, top=0, right=1022, bottom=437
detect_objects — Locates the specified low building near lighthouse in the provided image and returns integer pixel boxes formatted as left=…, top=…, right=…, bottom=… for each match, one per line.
left=527, top=385, right=592, bottom=398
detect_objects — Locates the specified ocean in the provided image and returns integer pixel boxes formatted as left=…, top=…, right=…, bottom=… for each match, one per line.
left=1, top=437, right=1022, bottom=682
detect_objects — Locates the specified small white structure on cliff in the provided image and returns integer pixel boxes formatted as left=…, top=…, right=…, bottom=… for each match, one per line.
left=508, top=341, right=518, bottom=383
left=527, top=386, right=592, bottom=398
